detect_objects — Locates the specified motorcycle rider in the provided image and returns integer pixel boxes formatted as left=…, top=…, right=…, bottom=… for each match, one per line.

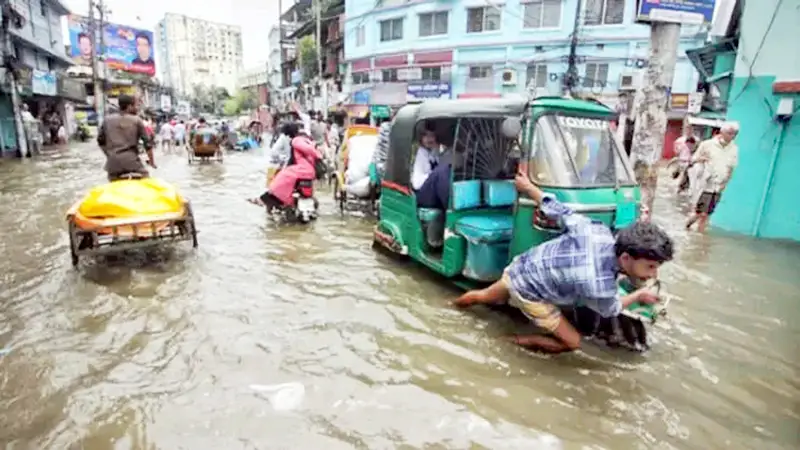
left=248, top=123, right=320, bottom=210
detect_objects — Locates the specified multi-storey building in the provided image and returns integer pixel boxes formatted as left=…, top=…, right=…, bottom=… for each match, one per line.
left=1, top=0, right=81, bottom=154
left=156, top=13, right=244, bottom=95
left=268, top=21, right=298, bottom=91
left=343, top=0, right=705, bottom=108
left=238, top=64, right=270, bottom=105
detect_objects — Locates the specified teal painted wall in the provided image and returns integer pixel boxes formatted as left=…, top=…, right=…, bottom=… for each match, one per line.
left=0, top=96, right=18, bottom=154
left=713, top=0, right=800, bottom=241
left=714, top=76, right=800, bottom=240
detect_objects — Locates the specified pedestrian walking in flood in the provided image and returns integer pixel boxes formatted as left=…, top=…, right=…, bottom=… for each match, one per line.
left=685, top=122, right=739, bottom=233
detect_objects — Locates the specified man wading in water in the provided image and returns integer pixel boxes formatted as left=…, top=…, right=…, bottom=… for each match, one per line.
left=97, top=95, right=156, bottom=181
left=455, top=167, right=674, bottom=354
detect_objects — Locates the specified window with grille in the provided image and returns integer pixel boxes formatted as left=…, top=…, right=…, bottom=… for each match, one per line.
left=583, top=63, right=609, bottom=87
left=523, top=0, right=562, bottom=29
left=382, top=69, right=398, bottom=82
left=380, top=18, right=404, bottom=42
left=421, top=67, right=442, bottom=81
left=466, top=7, right=501, bottom=33
left=352, top=72, right=370, bottom=84
left=583, top=0, right=625, bottom=25
left=526, top=63, right=548, bottom=88
left=469, top=66, right=492, bottom=79
left=419, top=11, right=448, bottom=37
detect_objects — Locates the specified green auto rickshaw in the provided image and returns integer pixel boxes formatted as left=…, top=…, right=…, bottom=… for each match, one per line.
left=373, top=97, right=664, bottom=350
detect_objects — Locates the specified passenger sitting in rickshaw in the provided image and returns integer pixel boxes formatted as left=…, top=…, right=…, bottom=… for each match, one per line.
left=412, top=127, right=451, bottom=210
left=455, top=170, right=674, bottom=354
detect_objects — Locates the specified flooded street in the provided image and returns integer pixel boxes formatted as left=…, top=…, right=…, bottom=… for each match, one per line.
left=1, top=144, right=798, bottom=450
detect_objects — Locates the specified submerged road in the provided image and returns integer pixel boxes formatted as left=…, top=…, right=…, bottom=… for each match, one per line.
left=0, top=143, right=798, bottom=449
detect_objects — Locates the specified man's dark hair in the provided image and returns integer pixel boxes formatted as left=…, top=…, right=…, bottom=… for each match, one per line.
left=135, top=32, right=151, bottom=45
left=118, top=94, right=135, bottom=112
left=78, top=32, right=91, bottom=43
left=198, top=117, right=206, bottom=124
left=615, top=222, right=674, bottom=263
left=281, top=121, right=299, bottom=138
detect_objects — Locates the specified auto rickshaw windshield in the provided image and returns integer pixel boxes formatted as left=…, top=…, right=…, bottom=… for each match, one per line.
left=527, top=114, right=635, bottom=187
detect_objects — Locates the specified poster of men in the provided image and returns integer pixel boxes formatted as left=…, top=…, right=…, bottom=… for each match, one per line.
left=67, top=15, right=156, bottom=76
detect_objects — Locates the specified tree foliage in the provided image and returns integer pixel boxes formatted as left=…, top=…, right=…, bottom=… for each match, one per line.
left=298, top=35, right=318, bottom=82
left=190, top=85, right=232, bottom=115
left=222, top=89, right=260, bottom=116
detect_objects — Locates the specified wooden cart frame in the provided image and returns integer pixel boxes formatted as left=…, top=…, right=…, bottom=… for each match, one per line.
left=188, top=133, right=224, bottom=164
left=66, top=203, right=199, bottom=267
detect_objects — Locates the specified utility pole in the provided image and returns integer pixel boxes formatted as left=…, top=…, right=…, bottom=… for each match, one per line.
left=563, top=0, right=582, bottom=96
left=314, top=0, right=327, bottom=118
left=630, top=22, right=681, bottom=217
left=88, top=0, right=106, bottom=126
left=1, top=2, right=28, bottom=157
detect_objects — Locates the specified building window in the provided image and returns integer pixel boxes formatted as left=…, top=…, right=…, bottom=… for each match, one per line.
left=421, top=67, right=442, bottom=81
left=466, top=7, right=501, bottom=33
left=356, top=25, right=366, bottom=46
left=382, top=69, right=398, bottom=82
left=583, top=63, right=609, bottom=87
left=526, top=63, right=548, bottom=88
left=39, top=0, right=46, bottom=16
left=584, top=0, right=625, bottom=26
left=380, top=18, right=404, bottom=42
left=352, top=71, right=370, bottom=84
left=523, top=0, right=562, bottom=29
left=419, top=11, right=448, bottom=37
left=469, top=65, right=492, bottom=79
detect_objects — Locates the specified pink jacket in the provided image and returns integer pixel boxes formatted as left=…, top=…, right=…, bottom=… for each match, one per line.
left=269, top=136, right=318, bottom=205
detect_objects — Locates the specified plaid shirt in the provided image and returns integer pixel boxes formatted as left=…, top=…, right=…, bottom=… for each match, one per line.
left=505, top=196, right=622, bottom=318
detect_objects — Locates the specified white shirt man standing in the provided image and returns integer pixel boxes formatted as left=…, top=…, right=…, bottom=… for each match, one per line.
left=686, top=122, right=739, bottom=233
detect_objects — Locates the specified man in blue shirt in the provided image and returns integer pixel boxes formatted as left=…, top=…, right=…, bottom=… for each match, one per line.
left=455, top=169, right=674, bottom=354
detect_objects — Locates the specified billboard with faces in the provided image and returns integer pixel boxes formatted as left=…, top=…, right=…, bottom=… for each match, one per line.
left=67, top=15, right=156, bottom=77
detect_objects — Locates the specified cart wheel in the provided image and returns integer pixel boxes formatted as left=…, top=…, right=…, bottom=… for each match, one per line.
left=186, top=204, right=199, bottom=248
left=68, top=221, right=79, bottom=267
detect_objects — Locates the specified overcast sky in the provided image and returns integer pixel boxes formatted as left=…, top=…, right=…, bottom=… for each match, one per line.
left=61, top=0, right=292, bottom=68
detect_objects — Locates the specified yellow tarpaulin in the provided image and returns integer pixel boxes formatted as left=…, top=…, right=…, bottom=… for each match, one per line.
left=77, top=178, right=185, bottom=219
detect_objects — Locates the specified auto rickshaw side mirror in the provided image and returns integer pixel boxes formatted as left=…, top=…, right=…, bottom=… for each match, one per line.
left=501, top=117, right=522, bottom=139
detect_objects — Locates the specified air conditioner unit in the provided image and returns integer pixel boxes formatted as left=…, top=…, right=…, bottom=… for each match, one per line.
left=619, top=72, right=642, bottom=91
left=501, top=69, right=517, bottom=86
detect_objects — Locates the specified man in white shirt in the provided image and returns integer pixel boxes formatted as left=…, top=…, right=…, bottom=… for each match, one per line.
left=173, top=120, right=187, bottom=148
left=159, top=121, right=174, bottom=152
left=412, top=128, right=450, bottom=209
left=686, top=122, right=739, bottom=232
left=293, top=103, right=312, bottom=137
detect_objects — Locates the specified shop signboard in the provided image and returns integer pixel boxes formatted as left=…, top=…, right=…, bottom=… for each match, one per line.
left=352, top=89, right=371, bottom=105
left=636, top=0, right=716, bottom=25
left=32, top=70, right=57, bottom=96
left=57, top=76, right=87, bottom=102
left=290, top=70, right=301, bottom=85
left=160, top=94, right=172, bottom=111
left=15, top=67, right=33, bottom=96
left=369, top=105, right=391, bottom=119
left=67, top=15, right=156, bottom=76
left=407, top=82, right=450, bottom=100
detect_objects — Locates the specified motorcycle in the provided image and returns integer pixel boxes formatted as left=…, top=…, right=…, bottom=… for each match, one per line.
left=267, top=179, right=319, bottom=223
left=77, top=123, right=91, bottom=142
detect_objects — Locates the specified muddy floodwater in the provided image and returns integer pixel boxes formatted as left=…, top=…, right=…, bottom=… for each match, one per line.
left=1, top=145, right=798, bottom=450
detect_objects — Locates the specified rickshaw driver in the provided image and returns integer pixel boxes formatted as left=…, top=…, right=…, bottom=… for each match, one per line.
left=412, top=127, right=451, bottom=209
left=455, top=167, right=674, bottom=354
left=98, top=94, right=156, bottom=181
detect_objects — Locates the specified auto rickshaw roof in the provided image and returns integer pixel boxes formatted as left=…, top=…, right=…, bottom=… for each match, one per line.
left=530, top=96, right=616, bottom=116
left=413, top=98, right=528, bottom=120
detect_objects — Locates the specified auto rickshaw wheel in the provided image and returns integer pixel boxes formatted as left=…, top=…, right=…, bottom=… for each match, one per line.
left=68, top=221, right=79, bottom=267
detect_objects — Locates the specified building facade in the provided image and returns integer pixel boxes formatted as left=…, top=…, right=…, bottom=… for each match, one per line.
left=156, top=13, right=244, bottom=95
left=707, top=0, right=800, bottom=241
left=1, top=0, right=78, bottom=154
left=268, top=20, right=298, bottom=91
left=343, top=0, right=705, bottom=106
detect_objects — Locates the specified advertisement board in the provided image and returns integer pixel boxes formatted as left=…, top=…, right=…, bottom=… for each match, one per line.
left=636, top=0, right=716, bottom=25
left=67, top=15, right=156, bottom=76
left=407, top=82, right=451, bottom=100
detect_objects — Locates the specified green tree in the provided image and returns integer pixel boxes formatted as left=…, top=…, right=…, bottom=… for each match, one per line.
left=298, top=35, right=317, bottom=82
